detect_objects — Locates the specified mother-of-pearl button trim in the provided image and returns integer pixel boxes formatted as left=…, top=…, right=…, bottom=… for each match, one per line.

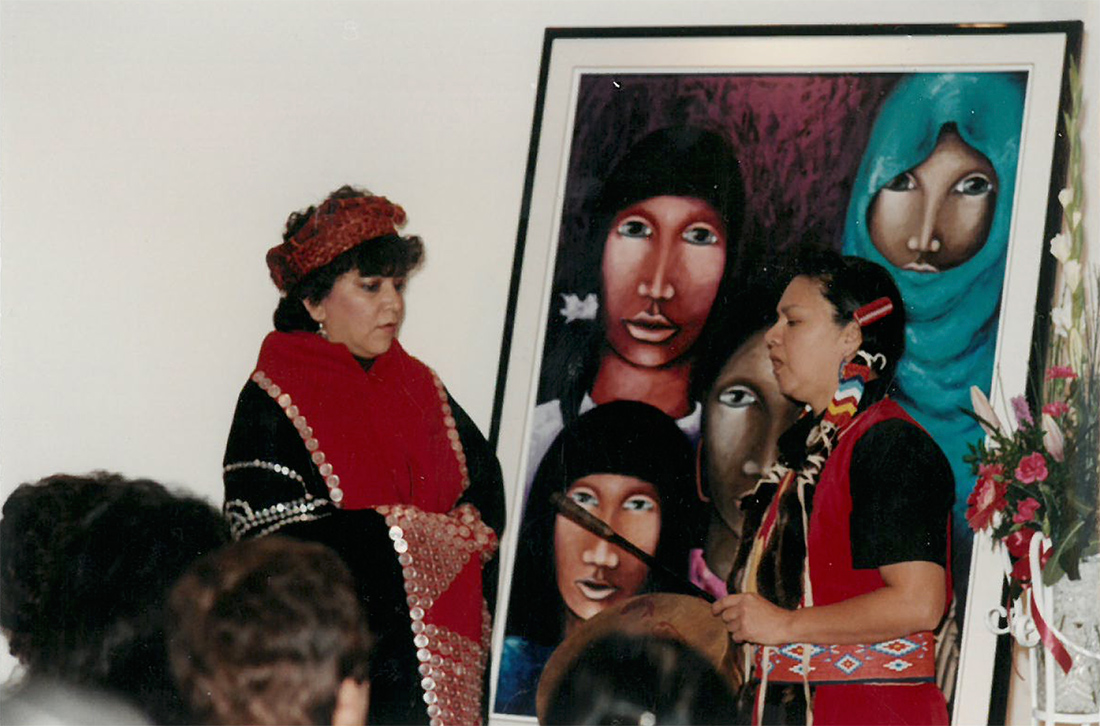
left=429, top=370, right=470, bottom=492
left=252, top=370, right=344, bottom=507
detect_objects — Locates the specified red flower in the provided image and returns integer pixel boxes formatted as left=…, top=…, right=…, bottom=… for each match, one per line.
left=978, top=463, right=1004, bottom=484
left=1008, top=534, right=1052, bottom=585
left=1005, top=527, right=1036, bottom=558
left=1045, top=366, right=1078, bottom=381
left=1012, top=497, right=1042, bottom=524
left=966, top=476, right=1008, bottom=532
left=1015, top=453, right=1048, bottom=484
left=1042, top=401, right=1070, bottom=417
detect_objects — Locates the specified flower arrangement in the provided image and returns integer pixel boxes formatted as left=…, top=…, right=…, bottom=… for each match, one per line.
left=963, top=59, right=1099, bottom=601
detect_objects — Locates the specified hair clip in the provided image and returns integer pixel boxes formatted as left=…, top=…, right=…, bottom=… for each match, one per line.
left=853, top=297, right=894, bottom=327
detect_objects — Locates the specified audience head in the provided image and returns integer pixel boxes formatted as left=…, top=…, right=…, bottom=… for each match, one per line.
left=0, top=471, right=229, bottom=724
left=167, top=536, right=372, bottom=726
left=542, top=632, right=741, bottom=725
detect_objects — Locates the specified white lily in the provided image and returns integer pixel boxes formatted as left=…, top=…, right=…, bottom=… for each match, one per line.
left=559, top=292, right=598, bottom=323
left=1058, top=187, right=1074, bottom=208
left=970, top=385, right=1007, bottom=438
left=1041, top=413, right=1066, bottom=462
left=1052, top=305, right=1073, bottom=337
left=1050, top=233, right=1072, bottom=263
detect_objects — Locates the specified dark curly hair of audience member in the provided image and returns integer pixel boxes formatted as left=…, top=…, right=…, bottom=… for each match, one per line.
left=0, top=471, right=229, bottom=724
left=167, top=537, right=373, bottom=726
left=543, top=632, right=741, bottom=725
left=272, top=185, right=425, bottom=333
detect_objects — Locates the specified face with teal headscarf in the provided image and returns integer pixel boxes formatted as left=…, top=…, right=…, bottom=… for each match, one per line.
left=842, top=72, right=1026, bottom=420
left=842, top=72, right=1026, bottom=569
left=868, top=125, right=999, bottom=274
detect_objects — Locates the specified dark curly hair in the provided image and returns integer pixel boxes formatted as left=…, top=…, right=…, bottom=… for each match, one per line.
left=273, top=185, right=425, bottom=332
left=0, top=472, right=229, bottom=724
left=167, top=536, right=372, bottom=726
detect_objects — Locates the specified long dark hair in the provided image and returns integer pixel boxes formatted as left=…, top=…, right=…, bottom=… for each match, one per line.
left=504, top=400, right=703, bottom=648
left=545, top=126, right=746, bottom=422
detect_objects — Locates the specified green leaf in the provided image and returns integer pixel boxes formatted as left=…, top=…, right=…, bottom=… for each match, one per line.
left=1043, top=520, right=1085, bottom=586
left=1042, top=554, right=1067, bottom=587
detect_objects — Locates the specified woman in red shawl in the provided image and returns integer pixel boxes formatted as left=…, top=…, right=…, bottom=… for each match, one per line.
left=222, top=186, right=504, bottom=726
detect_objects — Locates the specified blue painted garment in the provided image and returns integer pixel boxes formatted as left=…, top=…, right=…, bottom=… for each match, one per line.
left=493, top=636, right=556, bottom=716
left=841, top=72, right=1026, bottom=529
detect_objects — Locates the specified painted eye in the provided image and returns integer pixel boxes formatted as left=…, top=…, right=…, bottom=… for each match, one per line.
left=568, top=489, right=598, bottom=510
left=681, top=224, right=721, bottom=246
left=954, top=173, right=994, bottom=196
left=623, top=495, right=657, bottom=512
left=617, top=218, right=652, bottom=239
left=717, top=384, right=759, bottom=409
left=882, top=172, right=918, bottom=192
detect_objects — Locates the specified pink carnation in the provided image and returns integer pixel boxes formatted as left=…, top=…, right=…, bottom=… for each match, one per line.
left=1013, top=497, right=1042, bottom=524
left=1042, top=401, right=1070, bottom=417
left=1045, top=366, right=1078, bottom=381
left=966, top=477, right=1007, bottom=532
left=1015, top=453, right=1048, bottom=484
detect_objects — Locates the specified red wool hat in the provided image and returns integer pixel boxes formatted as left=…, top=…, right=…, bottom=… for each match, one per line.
left=266, top=195, right=407, bottom=292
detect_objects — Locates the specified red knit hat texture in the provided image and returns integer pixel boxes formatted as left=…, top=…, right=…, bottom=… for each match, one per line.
left=266, top=195, right=407, bottom=292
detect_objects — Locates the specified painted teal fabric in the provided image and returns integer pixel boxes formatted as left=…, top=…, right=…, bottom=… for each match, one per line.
left=841, top=72, right=1027, bottom=528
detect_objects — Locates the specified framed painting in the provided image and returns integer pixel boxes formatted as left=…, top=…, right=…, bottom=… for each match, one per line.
left=488, top=22, right=1082, bottom=725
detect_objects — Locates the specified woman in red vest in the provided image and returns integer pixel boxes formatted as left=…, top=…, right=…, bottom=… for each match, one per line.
left=222, top=186, right=505, bottom=726
left=713, top=250, right=952, bottom=725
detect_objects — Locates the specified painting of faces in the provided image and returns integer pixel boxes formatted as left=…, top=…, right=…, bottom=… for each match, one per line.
left=495, top=71, right=1027, bottom=717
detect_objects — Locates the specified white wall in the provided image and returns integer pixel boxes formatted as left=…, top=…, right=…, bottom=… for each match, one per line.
left=3, top=0, right=1096, bottom=509
left=2, top=0, right=1097, bottom=709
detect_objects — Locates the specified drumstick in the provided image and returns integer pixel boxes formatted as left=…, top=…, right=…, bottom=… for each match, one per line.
left=550, top=491, right=717, bottom=603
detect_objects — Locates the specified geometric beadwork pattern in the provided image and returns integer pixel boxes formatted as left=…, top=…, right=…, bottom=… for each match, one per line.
left=779, top=643, right=828, bottom=661
left=872, top=638, right=921, bottom=657
left=753, top=631, right=936, bottom=685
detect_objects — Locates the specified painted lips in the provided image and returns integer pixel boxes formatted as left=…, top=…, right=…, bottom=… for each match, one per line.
left=575, top=579, right=618, bottom=602
left=903, top=260, right=941, bottom=273
left=623, top=312, right=678, bottom=344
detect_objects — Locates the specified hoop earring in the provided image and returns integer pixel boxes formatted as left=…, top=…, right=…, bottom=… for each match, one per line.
left=853, top=349, right=887, bottom=372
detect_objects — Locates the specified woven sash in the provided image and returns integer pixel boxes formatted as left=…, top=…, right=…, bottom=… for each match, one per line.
left=752, top=631, right=936, bottom=685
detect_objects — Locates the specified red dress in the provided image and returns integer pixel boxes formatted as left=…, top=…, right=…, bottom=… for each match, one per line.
left=806, top=399, right=949, bottom=726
